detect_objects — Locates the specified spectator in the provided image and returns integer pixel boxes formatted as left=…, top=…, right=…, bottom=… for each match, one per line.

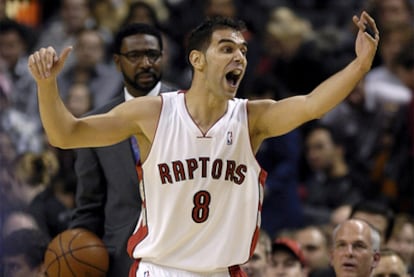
left=0, top=80, right=43, bottom=154
left=320, top=78, right=392, bottom=183
left=0, top=19, right=40, bottom=126
left=1, top=228, right=50, bottom=277
left=330, top=219, right=381, bottom=277
left=387, top=213, right=414, bottom=275
left=121, top=1, right=162, bottom=29
left=350, top=200, right=395, bottom=246
left=28, top=174, right=75, bottom=238
left=120, top=1, right=184, bottom=89
left=10, top=151, right=72, bottom=238
left=9, top=152, right=50, bottom=208
left=57, top=28, right=123, bottom=109
left=301, top=123, right=366, bottom=224
left=65, top=81, right=93, bottom=118
left=1, top=210, right=39, bottom=238
left=91, top=0, right=129, bottom=34
left=256, top=6, right=334, bottom=97
left=364, top=0, right=414, bottom=69
left=242, top=229, right=271, bottom=277
left=372, top=248, right=411, bottom=277
left=294, top=225, right=334, bottom=277
left=34, top=0, right=112, bottom=68
left=364, top=0, right=414, bottom=30
left=266, top=237, right=308, bottom=277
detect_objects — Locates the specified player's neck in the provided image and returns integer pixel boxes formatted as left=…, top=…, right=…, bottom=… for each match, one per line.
left=185, top=90, right=228, bottom=133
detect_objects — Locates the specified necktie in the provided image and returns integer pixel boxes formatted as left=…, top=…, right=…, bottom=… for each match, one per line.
left=130, top=136, right=140, bottom=164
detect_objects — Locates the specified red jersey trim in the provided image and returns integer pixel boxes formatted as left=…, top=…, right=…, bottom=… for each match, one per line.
left=229, top=265, right=248, bottom=277
left=129, top=259, right=141, bottom=277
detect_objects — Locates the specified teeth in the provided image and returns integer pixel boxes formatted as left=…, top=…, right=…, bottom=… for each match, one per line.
left=232, top=69, right=242, bottom=75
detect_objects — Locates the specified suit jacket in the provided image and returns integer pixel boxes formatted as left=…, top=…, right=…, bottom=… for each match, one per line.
left=69, top=83, right=175, bottom=277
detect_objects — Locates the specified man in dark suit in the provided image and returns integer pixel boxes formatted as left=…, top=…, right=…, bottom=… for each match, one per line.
left=69, top=23, right=176, bottom=277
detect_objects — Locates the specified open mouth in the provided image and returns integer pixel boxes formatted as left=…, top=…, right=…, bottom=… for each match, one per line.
left=225, top=69, right=242, bottom=87
left=342, top=262, right=357, bottom=270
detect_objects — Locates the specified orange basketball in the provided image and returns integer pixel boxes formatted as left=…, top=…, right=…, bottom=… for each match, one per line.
left=44, top=228, right=109, bottom=277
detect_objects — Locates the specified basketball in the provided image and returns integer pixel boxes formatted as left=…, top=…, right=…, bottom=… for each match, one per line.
left=44, top=228, right=109, bottom=277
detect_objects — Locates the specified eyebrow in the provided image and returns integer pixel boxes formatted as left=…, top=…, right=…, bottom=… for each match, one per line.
left=335, top=239, right=368, bottom=246
left=218, top=38, right=248, bottom=48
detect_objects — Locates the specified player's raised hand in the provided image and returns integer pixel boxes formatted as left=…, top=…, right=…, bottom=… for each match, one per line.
left=352, top=11, right=379, bottom=72
left=28, top=46, right=72, bottom=82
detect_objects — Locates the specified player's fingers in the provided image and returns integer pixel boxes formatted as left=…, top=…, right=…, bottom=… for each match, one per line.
left=44, top=46, right=57, bottom=70
left=354, top=14, right=367, bottom=31
left=362, top=11, right=379, bottom=40
left=38, top=48, right=51, bottom=77
left=28, top=54, right=39, bottom=77
left=353, top=13, right=378, bottom=41
left=352, top=15, right=359, bottom=26
left=30, top=50, right=47, bottom=78
left=58, top=46, right=73, bottom=65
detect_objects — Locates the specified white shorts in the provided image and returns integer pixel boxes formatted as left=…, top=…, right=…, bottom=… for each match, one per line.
left=134, top=261, right=244, bottom=277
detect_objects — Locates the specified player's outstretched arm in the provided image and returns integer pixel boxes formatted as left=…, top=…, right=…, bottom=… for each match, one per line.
left=303, top=11, right=379, bottom=117
left=28, top=46, right=142, bottom=149
left=249, top=11, right=379, bottom=145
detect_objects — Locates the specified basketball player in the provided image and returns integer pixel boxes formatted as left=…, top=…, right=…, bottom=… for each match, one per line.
left=28, top=11, right=379, bottom=277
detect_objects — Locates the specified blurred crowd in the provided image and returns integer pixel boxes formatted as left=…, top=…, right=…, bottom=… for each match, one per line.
left=0, top=0, right=413, bottom=276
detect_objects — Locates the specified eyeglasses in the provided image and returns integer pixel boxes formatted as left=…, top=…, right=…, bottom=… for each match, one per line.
left=117, top=49, right=162, bottom=63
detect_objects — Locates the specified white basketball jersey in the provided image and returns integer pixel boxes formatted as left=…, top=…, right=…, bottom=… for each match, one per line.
left=128, top=91, right=267, bottom=273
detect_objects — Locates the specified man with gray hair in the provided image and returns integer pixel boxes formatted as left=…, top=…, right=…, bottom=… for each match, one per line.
left=331, top=219, right=381, bottom=277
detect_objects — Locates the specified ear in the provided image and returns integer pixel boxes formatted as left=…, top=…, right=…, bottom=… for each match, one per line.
left=113, top=54, right=121, bottom=71
left=372, top=251, right=381, bottom=268
left=189, top=50, right=205, bottom=71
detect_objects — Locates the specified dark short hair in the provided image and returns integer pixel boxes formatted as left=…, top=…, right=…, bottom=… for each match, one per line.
left=350, top=200, right=395, bottom=242
left=186, top=16, right=246, bottom=62
left=112, top=23, right=163, bottom=54
left=306, top=122, right=344, bottom=147
left=2, top=229, right=50, bottom=268
left=122, top=1, right=161, bottom=29
left=0, top=19, right=28, bottom=44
